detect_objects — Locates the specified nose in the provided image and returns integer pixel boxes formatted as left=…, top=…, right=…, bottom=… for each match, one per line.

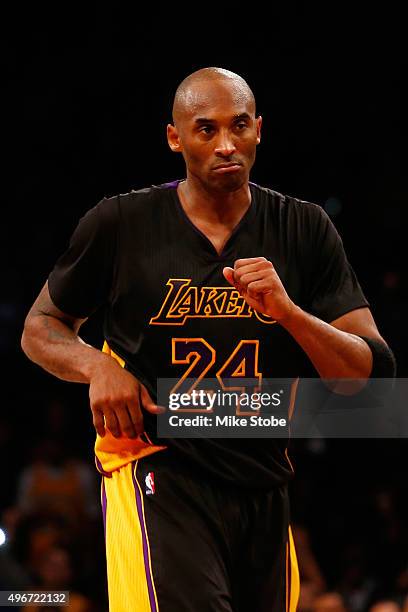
left=214, top=129, right=237, bottom=157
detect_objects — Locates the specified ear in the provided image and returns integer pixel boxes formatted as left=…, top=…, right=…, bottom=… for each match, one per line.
left=167, top=124, right=182, bottom=152
left=255, top=115, right=262, bottom=145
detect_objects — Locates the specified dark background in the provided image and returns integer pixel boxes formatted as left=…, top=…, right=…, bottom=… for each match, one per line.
left=0, top=6, right=406, bottom=611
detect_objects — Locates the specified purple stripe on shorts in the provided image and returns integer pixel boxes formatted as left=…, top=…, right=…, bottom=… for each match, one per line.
left=95, top=455, right=112, bottom=477
left=132, top=463, right=157, bottom=612
left=101, top=479, right=107, bottom=540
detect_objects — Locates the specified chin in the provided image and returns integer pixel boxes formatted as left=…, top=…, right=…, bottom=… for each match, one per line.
left=212, top=174, right=247, bottom=193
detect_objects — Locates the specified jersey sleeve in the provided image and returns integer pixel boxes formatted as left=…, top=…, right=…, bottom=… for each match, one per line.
left=302, top=203, right=369, bottom=322
left=47, top=196, right=117, bottom=318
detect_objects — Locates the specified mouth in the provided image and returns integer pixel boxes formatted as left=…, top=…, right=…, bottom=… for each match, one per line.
left=212, top=162, right=243, bottom=174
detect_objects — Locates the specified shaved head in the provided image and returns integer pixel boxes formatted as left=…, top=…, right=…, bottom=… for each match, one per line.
left=172, top=67, right=256, bottom=125
left=167, top=67, right=261, bottom=194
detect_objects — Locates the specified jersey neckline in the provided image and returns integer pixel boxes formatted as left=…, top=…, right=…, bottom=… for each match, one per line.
left=167, top=179, right=258, bottom=261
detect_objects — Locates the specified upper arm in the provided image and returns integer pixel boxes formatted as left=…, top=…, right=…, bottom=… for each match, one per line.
left=302, top=204, right=370, bottom=323
left=25, top=281, right=87, bottom=334
left=330, top=307, right=384, bottom=342
left=47, top=197, right=117, bottom=318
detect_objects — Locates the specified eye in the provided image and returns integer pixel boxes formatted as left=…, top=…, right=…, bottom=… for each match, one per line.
left=199, top=125, right=214, bottom=135
left=235, top=122, right=248, bottom=131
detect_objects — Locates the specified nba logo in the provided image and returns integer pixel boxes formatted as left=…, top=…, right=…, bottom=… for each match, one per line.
left=145, top=472, right=155, bottom=495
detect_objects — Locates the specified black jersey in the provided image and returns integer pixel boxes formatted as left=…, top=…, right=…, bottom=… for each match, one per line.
left=48, top=180, right=369, bottom=488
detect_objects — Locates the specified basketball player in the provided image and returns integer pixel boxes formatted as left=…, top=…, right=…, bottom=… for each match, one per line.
left=21, top=67, right=395, bottom=611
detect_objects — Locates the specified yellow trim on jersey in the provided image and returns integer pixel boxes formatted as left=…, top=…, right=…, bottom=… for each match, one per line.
left=287, top=526, right=300, bottom=612
left=94, top=342, right=166, bottom=474
left=288, top=377, right=299, bottom=421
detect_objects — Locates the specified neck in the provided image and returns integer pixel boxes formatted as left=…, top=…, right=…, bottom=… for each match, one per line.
left=178, top=175, right=251, bottom=225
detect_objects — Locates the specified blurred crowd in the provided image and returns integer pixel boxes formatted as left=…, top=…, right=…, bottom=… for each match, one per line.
left=0, top=397, right=106, bottom=611
left=290, top=438, right=408, bottom=612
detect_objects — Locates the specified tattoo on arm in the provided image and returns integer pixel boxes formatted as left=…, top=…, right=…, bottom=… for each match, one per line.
left=41, top=315, right=77, bottom=343
left=28, top=283, right=86, bottom=337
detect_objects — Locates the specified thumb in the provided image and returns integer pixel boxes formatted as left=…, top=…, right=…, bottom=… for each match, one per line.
left=223, top=266, right=236, bottom=287
left=140, top=384, right=166, bottom=414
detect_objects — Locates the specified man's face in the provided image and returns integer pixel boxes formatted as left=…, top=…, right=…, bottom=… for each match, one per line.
left=168, top=80, right=262, bottom=193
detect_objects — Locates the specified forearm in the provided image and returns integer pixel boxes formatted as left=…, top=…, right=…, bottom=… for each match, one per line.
left=279, top=305, right=373, bottom=381
left=224, top=258, right=389, bottom=393
left=21, top=314, right=110, bottom=383
left=22, top=301, right=161, bottom=440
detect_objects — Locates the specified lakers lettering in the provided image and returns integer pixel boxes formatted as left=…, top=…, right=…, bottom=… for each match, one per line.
left=150, top=279, right=276, bottom=325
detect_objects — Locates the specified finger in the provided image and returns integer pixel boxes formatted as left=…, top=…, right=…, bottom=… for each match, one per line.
left=222, top=266, right=236, bottom=287
left=126, top=395, right=144, bottom=434
left=234, top=257, right=268, bottom=269
left=238, top=270, right=269, bottom=287
left=234, top=260, right=272, bottom=281
left=114, top=403, right=138, bottom=439
left=223, top=267, right=246, bottom=295
left=92, top=408, right=106, bottom=437
left=140, top=384, right=166, bottom=414
left=104, top=409, right=121, bottom=438
left=247, top=279, right=275, bottom=294
left=247, top=285, right=265, bottom=299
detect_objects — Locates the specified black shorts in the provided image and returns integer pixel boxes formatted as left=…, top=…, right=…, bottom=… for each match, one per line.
left=101, top=450, right=299, bottom=612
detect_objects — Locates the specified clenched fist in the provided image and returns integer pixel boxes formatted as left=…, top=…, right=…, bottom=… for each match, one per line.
left=223, top=257, right=295, bottom=322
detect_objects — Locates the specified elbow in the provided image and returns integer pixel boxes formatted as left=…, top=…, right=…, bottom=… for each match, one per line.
left=325, top=378, right=371, bottom=396
left=358, top=335, right=397, bottom=379
left=351, top=335, right=397, bottom=400
left=324, top=337, right=394, bottom=397
left=21, top=316, right=36, bottom=360
left=21, top=330, right=30, bottom=358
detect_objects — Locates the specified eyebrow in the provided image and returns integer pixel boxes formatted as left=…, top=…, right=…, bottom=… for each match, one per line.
left=194, top=113, right=252, bottom=125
